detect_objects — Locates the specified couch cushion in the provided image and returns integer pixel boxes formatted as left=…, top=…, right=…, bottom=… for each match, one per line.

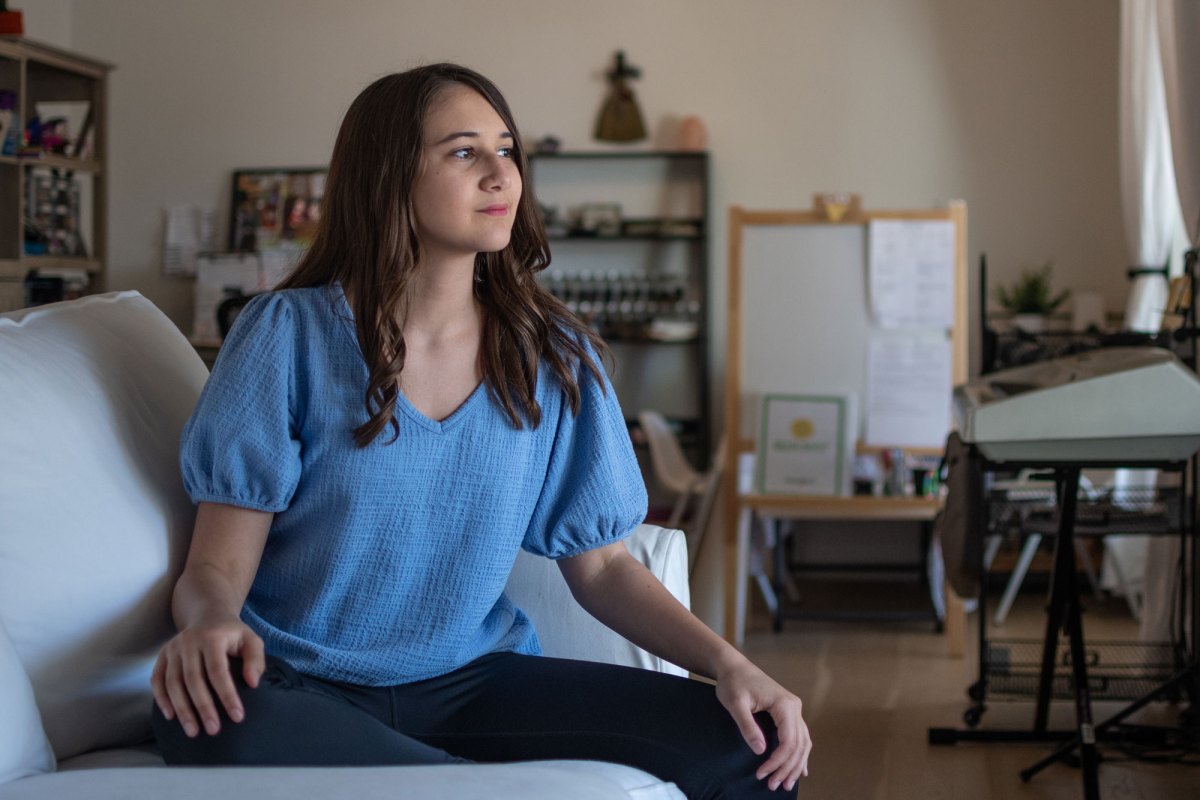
left=0, top=292, right=207, bottom=760
left=49, top=748, right=687, bottom=799
left=0, top=762, right=685, bottom=800
left=0, top=619, right=54, bottom=784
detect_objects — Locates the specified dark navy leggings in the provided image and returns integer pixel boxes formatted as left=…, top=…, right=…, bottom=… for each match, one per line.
left=152, top=652, right=791, bottom=800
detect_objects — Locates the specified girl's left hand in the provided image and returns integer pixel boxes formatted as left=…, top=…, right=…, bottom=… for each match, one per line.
left=714, top=657, right=812, bottom=793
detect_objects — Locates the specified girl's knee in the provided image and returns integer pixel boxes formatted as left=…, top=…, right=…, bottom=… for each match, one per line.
left=151, top=657, right=298, bottom=765
left=676, top=711, right=787, bottom=799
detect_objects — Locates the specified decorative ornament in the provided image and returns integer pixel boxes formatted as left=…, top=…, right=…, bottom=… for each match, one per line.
left=594, top=51, right=646, bottom=143
left=678, top=116, right=707, bottom=151
left=813, top=192, right=862, bottom=223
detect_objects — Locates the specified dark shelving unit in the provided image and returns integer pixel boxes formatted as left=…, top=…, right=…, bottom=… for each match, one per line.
left=529, top=150, right=711, bottom=470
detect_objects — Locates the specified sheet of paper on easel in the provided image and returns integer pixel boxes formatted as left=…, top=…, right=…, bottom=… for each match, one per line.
left=868, top=220, right=954, bottom=329
left=865, top=334, right=952, bottom=448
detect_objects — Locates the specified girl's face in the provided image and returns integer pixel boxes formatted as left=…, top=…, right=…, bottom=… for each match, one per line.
left=411, top=84, right=522, bottom=264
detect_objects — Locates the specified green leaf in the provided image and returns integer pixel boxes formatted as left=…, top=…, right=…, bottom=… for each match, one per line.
left=994, top=261, right=1070, bottom=314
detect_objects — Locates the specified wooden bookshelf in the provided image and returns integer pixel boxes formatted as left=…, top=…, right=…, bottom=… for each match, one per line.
left=0, top=37, right=112, bottom=312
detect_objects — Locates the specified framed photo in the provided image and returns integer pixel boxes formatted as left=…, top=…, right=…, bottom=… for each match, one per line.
left=229, top=168, right=326, bottom=251
left=756, top=393, right=856, bottom=496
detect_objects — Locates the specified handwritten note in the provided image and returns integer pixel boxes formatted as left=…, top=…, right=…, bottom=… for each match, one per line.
left=868, top=220, right=954, bottom=329
left=865, top=334, right=952, bottom=448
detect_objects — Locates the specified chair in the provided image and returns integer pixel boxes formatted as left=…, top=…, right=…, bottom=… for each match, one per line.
left=637, top=410, right=724, bottom=576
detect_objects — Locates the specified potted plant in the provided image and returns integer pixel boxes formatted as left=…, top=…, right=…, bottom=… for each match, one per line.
left=994, top=262, right=1070, bottom=333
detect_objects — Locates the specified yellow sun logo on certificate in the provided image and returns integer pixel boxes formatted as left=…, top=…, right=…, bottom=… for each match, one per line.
left=790, top=418, right=815, bottom=439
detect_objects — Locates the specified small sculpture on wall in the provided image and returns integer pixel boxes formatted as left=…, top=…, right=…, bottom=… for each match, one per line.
left=594, top=51, right=646, bottom=143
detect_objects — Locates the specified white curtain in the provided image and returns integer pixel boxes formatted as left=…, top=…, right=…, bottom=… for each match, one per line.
left=1143, top=0, right=1200, bottom=647
left=1158, top=0, right=1200, bottom=243
left=1119, top=0, right=1179, bottom=326
left=1112, top=0, right=1185, bottom=628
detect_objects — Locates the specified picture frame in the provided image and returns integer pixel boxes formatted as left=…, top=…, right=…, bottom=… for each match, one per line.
left=756, top=393, right=856, bottom=496
left=229, top=167, right=326, bottom=251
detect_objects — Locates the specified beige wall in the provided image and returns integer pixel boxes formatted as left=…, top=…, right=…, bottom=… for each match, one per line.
left=42, top=0, right=1125, bottom=629
left=21, top=0, right=73, bottom=48
left=61, top=0, right=1127, bottom=333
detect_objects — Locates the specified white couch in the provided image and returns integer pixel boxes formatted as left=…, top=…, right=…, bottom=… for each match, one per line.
left=0, top=291, right=690, bottom=800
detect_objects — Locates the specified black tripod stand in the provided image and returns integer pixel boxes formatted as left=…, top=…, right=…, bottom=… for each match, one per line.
left=930, top=456, right=1197, bottom=800
left=1021, top=251, right=1200, bottom=788
left=1015, top=463, right=1199, bottom=798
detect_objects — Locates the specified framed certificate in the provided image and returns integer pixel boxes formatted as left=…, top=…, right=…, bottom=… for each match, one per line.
left=756, top=394, right=854, bottom=496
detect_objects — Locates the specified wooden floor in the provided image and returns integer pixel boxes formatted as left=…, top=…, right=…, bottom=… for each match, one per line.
left=740, top=583, right=1197, bottom=800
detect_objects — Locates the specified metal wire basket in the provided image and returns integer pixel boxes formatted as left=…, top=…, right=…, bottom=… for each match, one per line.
left=984, top=637, right=1180, bottom=701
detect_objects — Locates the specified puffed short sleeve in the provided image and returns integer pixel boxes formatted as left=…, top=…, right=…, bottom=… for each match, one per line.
left=180, top=293, right=302, bottom=512
left=521, top=345, right=648, bottom=559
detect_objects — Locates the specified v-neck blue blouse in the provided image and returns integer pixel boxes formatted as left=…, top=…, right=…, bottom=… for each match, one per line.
left=179, top=285, right=647, bottom=685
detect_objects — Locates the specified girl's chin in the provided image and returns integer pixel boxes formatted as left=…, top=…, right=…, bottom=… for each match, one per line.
left=476, top=235, right=514, bottom=254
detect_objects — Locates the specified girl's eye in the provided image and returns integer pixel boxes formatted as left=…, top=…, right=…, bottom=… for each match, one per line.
left=449, top=145, right=513, bottom=161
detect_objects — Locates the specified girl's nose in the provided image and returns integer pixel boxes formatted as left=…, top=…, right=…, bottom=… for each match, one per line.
left=481, top=155, right=514, bottom=191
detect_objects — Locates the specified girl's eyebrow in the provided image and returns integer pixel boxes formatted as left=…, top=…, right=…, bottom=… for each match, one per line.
left=434, top=131, right=514, bottom=145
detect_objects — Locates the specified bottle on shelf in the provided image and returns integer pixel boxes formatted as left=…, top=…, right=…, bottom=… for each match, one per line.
left=541, top=269, right=698, bottom=343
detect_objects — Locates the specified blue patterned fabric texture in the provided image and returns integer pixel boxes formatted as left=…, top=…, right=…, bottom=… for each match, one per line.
left=180, top=285, right=647, bottom=686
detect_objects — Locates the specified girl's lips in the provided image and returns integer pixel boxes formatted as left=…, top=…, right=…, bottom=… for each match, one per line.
left=481, top=205, right=509, bottom=216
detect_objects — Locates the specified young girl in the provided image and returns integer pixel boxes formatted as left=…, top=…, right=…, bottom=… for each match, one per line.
left=151, top=63, right=811, bottom=798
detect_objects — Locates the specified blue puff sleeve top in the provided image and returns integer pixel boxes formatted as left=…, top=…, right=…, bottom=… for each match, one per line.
left=180, top=286, right=647, bottom=685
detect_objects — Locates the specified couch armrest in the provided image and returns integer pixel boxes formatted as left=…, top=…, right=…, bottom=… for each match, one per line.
left=503, top=524, right=689, bottom=677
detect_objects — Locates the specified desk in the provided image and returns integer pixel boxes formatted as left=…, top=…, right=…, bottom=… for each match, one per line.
left=733, top=494, right=967, bottom=654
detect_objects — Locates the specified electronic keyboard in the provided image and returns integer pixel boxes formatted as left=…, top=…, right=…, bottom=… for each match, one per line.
left=954, top=347, right=1200, bottom=461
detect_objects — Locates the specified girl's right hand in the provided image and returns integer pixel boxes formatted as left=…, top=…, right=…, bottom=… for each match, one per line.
left=150, top=616, right=266, bottom=738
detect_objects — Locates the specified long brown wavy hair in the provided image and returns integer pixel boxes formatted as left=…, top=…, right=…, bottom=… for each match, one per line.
left=278, top=64, right=607, bottom=447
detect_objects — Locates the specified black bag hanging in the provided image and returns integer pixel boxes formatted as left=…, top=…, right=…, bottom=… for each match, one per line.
left=933, top=431, right=985, bottom=600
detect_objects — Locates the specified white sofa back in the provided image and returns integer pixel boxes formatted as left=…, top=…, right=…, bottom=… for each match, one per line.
left=0, top=292, right=687, bottom=779
left=0, top=292, right=206, bottom=762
